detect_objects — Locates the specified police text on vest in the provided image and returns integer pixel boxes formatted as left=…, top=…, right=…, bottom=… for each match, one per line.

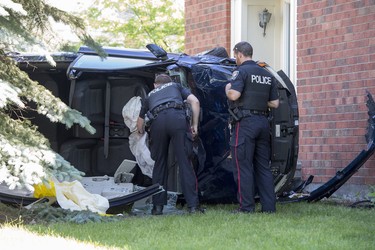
left=251, top=75, right=271, bottom=85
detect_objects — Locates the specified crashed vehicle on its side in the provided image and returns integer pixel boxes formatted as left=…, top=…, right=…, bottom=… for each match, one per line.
left=2, top=44, right=374, bottom=212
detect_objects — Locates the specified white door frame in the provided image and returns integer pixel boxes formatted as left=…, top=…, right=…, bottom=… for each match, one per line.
left=231, top=0, right=296, bottom=85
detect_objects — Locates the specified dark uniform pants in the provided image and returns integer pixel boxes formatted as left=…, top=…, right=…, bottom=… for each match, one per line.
left=149, top=108, right=199, bottom=208
left=230, top=115, right=276, bottom=212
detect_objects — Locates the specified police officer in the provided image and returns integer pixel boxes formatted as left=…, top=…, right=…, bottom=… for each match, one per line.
left=225, top=41, right=279, bottom=213
left=137, top=74, right=203, bottom=215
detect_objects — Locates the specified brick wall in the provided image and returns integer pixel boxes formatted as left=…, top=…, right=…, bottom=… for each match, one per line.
left=185, top=0, right=231, bottom=55
left=297, top=0, right=375, bottom=185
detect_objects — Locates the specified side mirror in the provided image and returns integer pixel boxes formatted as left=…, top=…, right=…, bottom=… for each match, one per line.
left=146, top=44, right=168, bottom=60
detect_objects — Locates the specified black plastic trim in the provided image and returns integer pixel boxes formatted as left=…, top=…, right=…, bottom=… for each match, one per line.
left=0, top=184, right=163, bottom=211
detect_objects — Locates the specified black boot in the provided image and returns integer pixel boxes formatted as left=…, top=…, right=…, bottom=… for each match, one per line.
left=151, top=205, right=163, bottom=215
left=188, top=206, right=205, bottom=214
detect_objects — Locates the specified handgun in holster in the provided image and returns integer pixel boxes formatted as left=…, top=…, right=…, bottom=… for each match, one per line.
left=228, top=107, right=242, bottom=123
left=145, top=111, right=155, bottom=128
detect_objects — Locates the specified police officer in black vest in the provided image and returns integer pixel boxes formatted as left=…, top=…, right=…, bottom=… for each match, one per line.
left=137, top=74, right=203, bottom=215
left=225, top=41, right=279, bottom=213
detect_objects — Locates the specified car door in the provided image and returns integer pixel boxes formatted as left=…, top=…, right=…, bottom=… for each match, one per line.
left=265, top=66, right=299, bottom=195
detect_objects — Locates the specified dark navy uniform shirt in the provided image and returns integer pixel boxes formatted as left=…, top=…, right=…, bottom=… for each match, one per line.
left=139, top=82, right=191, bottom=119
left=231, top=60, right=279, bottom=106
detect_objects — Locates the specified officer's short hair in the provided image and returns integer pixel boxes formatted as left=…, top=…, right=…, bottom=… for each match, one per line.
left=233, top=41, right=253, bottom=57
left=155, top=74, right=172, bottom=84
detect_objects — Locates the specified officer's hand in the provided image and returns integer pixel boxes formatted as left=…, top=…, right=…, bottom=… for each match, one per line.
left=191, top=125, right=198, bottom=139
left=137, top=117, right=145, bottom=134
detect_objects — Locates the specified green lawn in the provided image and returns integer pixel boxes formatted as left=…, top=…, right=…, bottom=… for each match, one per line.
left=3, top=201, right=373, bottom=250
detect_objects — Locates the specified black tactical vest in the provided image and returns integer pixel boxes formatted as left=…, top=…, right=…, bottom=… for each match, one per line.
left=230, top=62, right=273, bottom=112
left=147, top=82, right=184, bottom=111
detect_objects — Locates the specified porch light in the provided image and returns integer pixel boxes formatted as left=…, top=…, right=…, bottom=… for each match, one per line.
left=259, top=8, right=272, bottom=37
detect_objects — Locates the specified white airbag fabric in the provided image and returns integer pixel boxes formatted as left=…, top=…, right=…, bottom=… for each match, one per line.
left=122, top=96, right=154, bottom=178
left=54, top=179, right=109, bottom=214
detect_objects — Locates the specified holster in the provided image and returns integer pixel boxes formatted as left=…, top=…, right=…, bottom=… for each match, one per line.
left=145, top=111, right=155, bottom=128
left=228, top=107, right=243, bottom=123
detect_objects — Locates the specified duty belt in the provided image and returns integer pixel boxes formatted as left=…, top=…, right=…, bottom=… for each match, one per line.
left=242, top=109, right=268, bottom=116
left=151, top=102, right=184, bottom=117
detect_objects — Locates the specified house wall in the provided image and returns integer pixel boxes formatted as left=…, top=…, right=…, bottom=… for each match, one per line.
left=185, top=0, right=231, bottom=55
left=297, top=0, right=375, bottom=185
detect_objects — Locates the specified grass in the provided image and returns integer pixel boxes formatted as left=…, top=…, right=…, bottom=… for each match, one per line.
left=1, top=201, right=374, bottom=250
